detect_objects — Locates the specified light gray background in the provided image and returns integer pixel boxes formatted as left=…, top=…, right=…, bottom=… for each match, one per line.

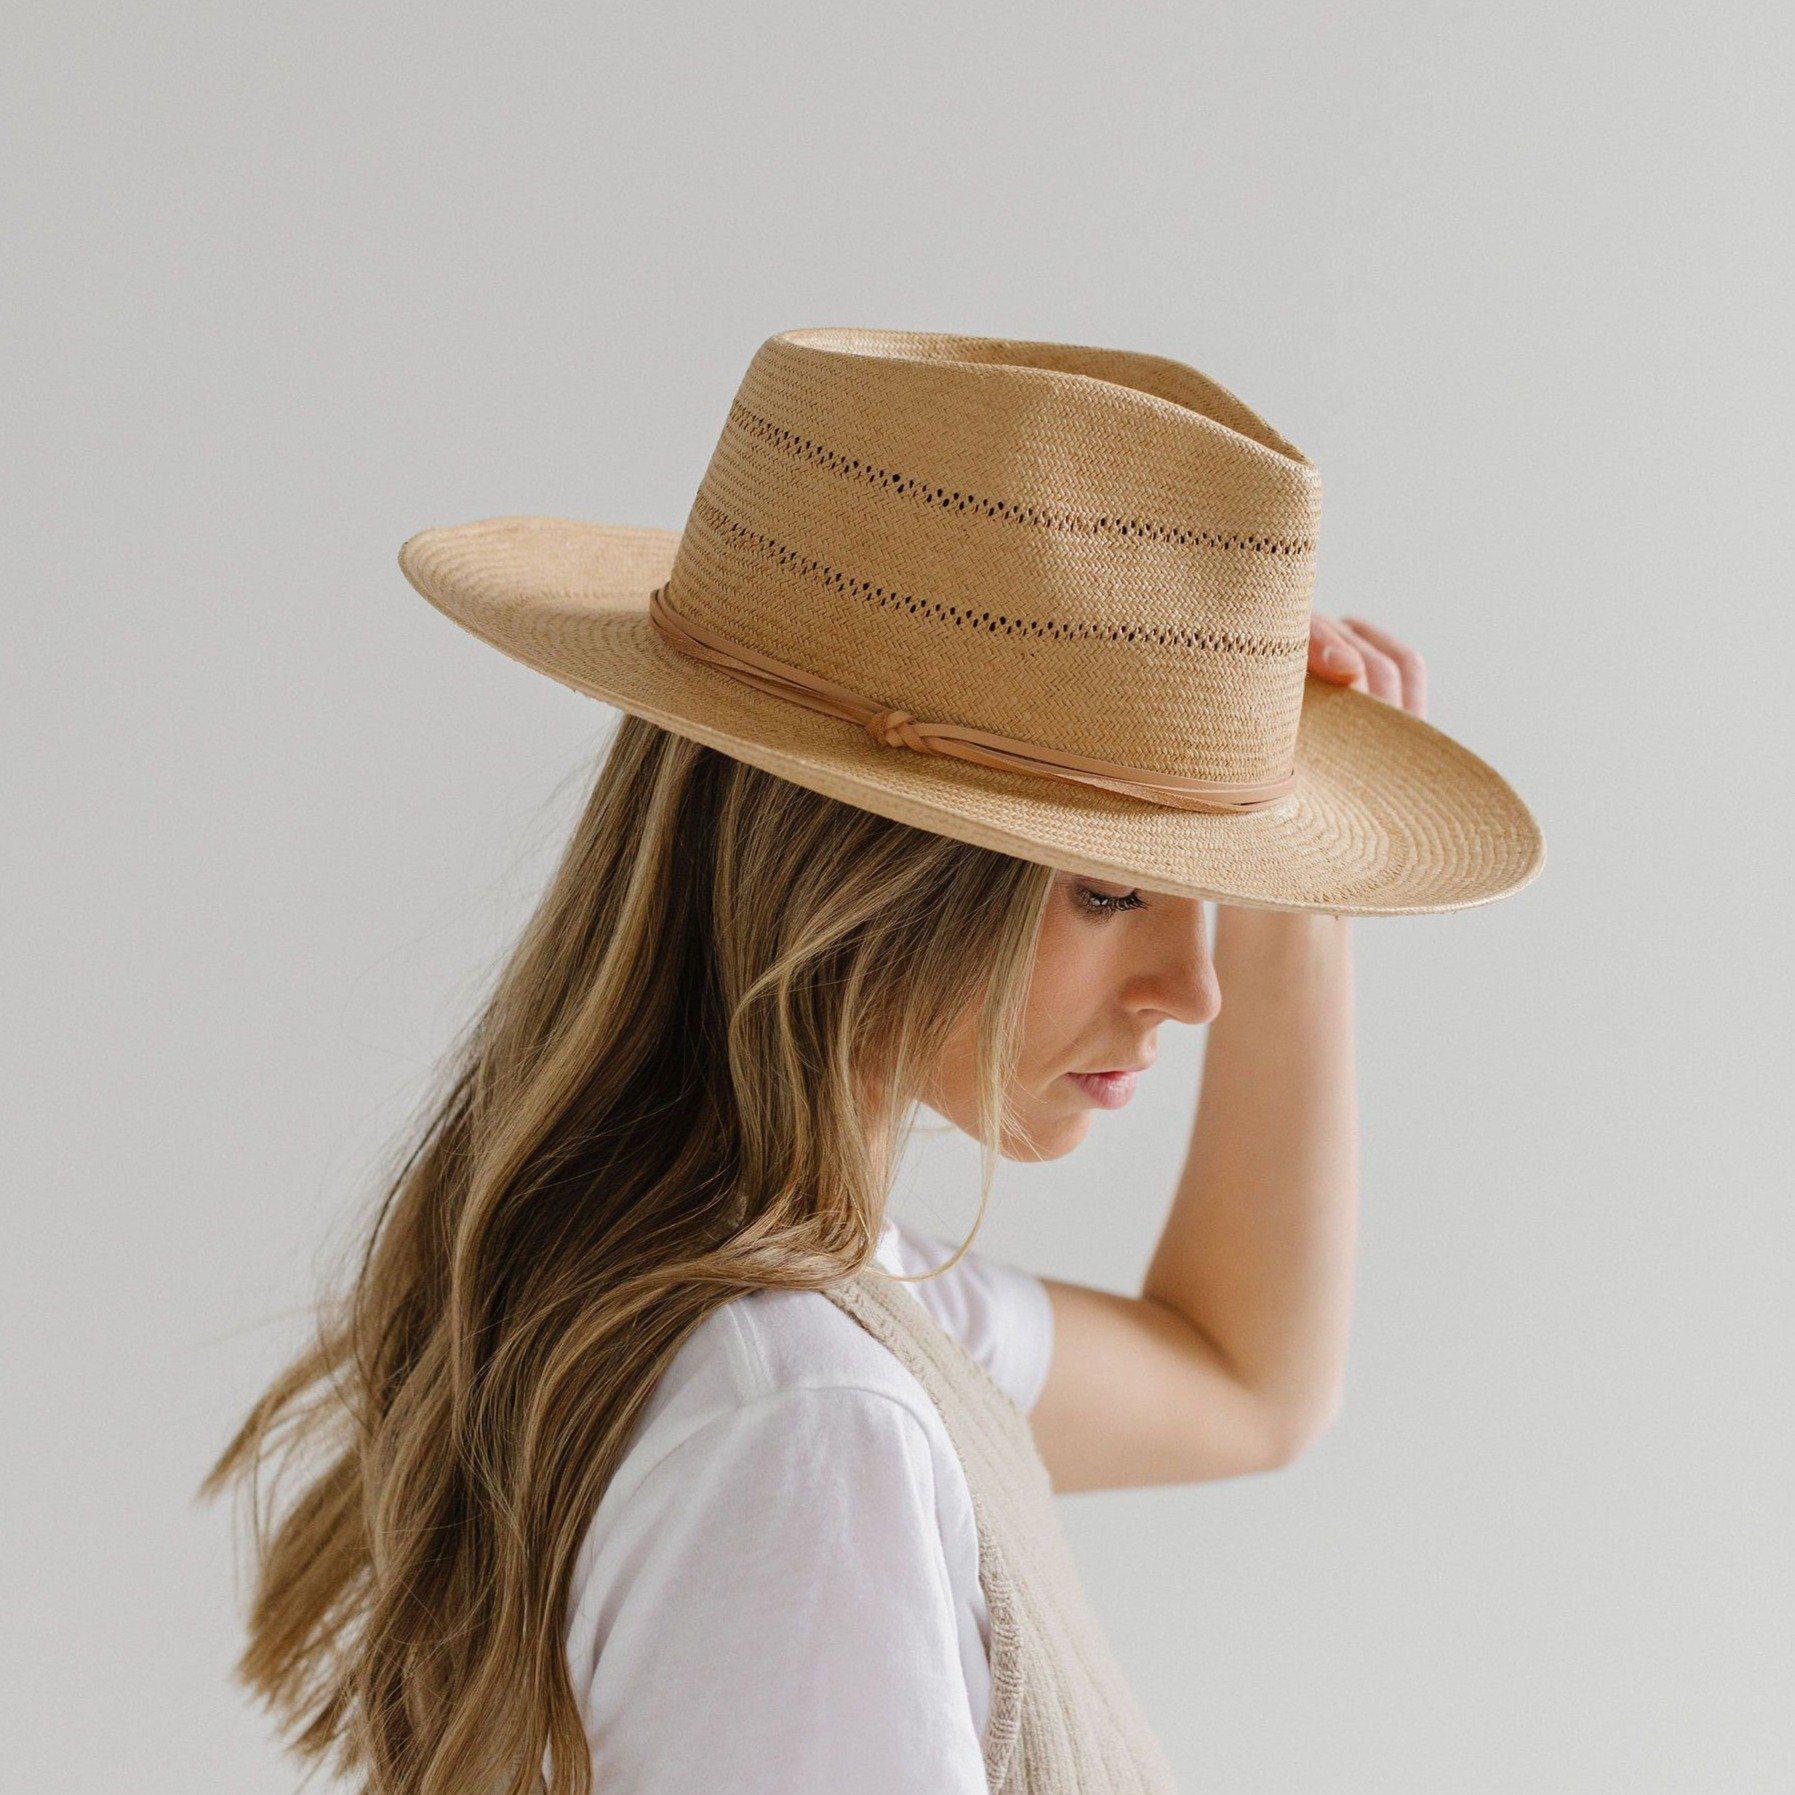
left=6, top=3, right=1789, bottom=1790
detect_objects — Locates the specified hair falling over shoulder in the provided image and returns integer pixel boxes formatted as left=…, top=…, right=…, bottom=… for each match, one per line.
left=199, top=714, right=1055, bottom=1795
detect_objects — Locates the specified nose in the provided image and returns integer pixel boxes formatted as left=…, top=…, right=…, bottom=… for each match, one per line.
left=1129, top=905, right=1222, bottom=1028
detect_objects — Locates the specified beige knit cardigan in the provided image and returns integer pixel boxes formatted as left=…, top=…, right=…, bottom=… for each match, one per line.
left=823, top=1262, right=1180, bottom=1793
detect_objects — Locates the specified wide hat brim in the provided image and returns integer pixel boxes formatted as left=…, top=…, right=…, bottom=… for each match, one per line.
left=398, top=517, right=1544, bottom=917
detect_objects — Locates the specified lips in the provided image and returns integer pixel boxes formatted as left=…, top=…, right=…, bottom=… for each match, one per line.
left=1066, top=1069, right=1141, bottom=1109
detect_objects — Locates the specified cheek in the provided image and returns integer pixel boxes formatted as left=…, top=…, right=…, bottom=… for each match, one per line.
left=1020, top=924, right=1113, bottom=1078
left=921, top=900, right=1123, bottom=1143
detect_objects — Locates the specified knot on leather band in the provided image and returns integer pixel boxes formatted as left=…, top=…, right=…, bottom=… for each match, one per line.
left=865, top=708, right=928, bottom=751
left=645, top=582, right=1297, bottom=816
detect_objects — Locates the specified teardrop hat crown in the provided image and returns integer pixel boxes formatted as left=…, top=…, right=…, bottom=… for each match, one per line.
left=651, top=329, right=1320, bottom=812
left=397, top=327, right=1544, bottom=915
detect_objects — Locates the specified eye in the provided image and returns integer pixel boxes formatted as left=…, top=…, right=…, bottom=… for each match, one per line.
left=1072, top=881, right=1146, bottom=919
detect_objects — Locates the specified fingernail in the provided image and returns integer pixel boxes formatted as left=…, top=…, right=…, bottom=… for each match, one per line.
left=1324, top=646, right=1356, bottom=674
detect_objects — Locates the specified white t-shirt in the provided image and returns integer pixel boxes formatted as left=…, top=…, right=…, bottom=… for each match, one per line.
left=551, top=1216, right=1056, bottom=1793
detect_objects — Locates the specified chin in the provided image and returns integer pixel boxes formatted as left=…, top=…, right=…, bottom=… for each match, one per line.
left=996, top=1113, right=1092, bottom=1162
left=923, top=1091, right=1092, bottom=1161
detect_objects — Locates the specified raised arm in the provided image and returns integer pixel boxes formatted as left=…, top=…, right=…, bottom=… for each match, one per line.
left=1027, top=614, right=1425, bottom=1493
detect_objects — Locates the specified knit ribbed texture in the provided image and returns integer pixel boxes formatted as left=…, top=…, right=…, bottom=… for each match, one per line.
left=822, top=1263, right=1180, bottom=1793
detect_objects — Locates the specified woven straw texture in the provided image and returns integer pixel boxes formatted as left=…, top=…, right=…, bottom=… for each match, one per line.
left=824, top=1262, right=1180, bottom=1793
left=398, top=330, right=1543, bottom=915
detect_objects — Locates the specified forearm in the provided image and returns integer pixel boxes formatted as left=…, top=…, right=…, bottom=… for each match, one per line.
left=1141, top=906, right=1358, bottom=1447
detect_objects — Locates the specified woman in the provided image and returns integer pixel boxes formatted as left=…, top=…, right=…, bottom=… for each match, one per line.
left=204, top=330, right=1541, bottom=1794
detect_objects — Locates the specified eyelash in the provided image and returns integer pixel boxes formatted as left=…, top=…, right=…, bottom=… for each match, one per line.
left=1073, top=882, right=1147, bottom=919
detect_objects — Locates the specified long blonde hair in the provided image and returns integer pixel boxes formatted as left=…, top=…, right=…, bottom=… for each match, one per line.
left=200, top=714, right=1056, bottom=1794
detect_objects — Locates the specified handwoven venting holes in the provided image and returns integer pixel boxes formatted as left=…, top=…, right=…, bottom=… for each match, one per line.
left=690, top=496, right=1310, bottom=659
left=726, top=401, right=1316, bottom=557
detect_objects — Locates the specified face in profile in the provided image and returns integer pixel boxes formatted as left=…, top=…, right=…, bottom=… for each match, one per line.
left=920, top=870, right=1223, bottom=1161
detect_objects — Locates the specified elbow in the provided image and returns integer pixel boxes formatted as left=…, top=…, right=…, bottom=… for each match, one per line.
left=1255, top=1390, right=1344, bottom=1472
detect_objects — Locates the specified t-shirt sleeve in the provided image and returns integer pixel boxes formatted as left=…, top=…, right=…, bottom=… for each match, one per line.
left=579, top=1385, right=989, bottom=1795
left=887, top=1220, right=1057, bottom=1416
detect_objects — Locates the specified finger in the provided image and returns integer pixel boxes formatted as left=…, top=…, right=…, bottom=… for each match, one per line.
left=1341, top=614, right=1428, bottom=719
left=1335, top=618, right=1402, bottom=706
left=1307, top=614, right=1365, bottom=686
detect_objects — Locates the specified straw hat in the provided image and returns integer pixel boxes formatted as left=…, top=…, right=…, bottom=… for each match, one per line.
left=398, top=328, right=1542, bottom=915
